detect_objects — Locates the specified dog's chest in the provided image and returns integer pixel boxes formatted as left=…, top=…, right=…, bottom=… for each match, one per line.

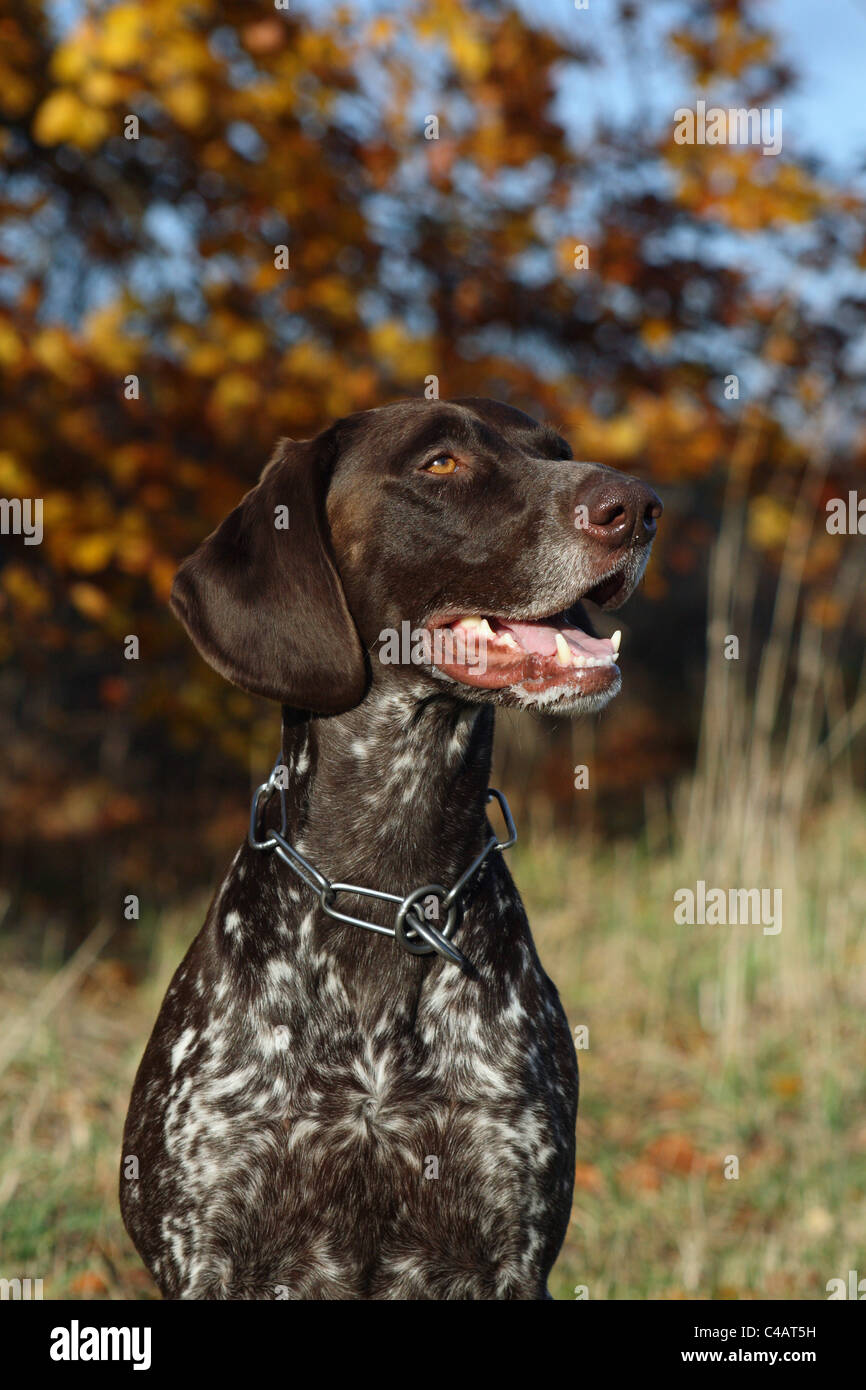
left=128, top=881, right=578, bottom=1298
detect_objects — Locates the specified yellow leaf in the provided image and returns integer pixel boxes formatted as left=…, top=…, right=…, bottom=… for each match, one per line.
left=3, top=564, right=49, bottom=614
left=641, top=318, right=673, bottom=351
left=748, top=496, right=791, bottom=551
left=83, top=302, right=138, bottom=370
left=100, top=5, right=147, bottom=67
left=0, top=451, right=33, bottom=493
left=187, top=343, right=226, bottom=376
left=228, top=326, right=267, bottom=364
left=212, top=373, right=260, bottom=411
left=0, top=69, right=35, bottom=117
left=69, top=582, right=109, bottom=621
left=308, top=276, right=355, bottom=319
left=150, top=555, right=176, bottom=601
left=153, top=33, right=212, bottom=81
left=34, top=89, right=84, bottom=143
left=82, top=70, right=123, bottom=107
left=51, top=32, right=94, bottom=84
left=33, top=90, right=109, bottom=150
left=0, top=321, right=22, bottom=367
left=450, top=31, right=489, bottom=80
left=116, top=534, right=152, bottom=573
left=163, top=80, right=209, bottom=130
left=68, top=533, right=115, bottom=574
left=603, top=416, right=643, bottom=458
left=33, top=327, right=87, bottom=384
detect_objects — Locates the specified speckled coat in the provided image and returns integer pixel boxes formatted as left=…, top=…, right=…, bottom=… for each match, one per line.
left=121, top=691, right=578, bottom=1299
left=120, top=398, right=660, bottom=1299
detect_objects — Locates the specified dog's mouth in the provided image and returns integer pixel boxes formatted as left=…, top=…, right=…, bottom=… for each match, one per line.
left=427, top=570, right=629, bottom=697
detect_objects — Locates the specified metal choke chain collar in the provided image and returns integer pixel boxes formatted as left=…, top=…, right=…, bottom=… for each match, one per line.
left=248, top=757, right=517, bottom=969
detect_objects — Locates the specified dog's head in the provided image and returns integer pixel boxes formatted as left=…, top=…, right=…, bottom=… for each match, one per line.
left=171, top=398, right=661, bottom=717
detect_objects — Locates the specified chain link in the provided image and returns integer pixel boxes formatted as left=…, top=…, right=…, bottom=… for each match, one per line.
left=248, top=757, right=516, bottom=968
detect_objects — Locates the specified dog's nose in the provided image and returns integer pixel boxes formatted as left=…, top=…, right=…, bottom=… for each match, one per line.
left=580, top=474, right=663, bottom=548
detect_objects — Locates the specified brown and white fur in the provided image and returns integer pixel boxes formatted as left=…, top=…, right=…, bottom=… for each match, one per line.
left=120, top=397, right=661, bottom=1300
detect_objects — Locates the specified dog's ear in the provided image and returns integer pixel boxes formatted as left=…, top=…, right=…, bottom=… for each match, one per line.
left=170, top=434, right=368, bottom=714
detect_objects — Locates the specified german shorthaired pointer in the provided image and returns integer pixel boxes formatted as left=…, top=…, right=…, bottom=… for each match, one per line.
left=120, top=398, right=661, bottom=1299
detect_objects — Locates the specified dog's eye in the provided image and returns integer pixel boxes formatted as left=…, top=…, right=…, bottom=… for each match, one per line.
left=423, top=455, right=458, bottom=475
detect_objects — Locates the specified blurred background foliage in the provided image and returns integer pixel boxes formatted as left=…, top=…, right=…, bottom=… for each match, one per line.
left=0, top=0, right=864, bottom=932
left=1, top=0, right=866, bottom=1302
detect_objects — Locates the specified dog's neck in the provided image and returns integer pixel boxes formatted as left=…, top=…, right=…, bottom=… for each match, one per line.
left=276, top=681, right=495, bottom=897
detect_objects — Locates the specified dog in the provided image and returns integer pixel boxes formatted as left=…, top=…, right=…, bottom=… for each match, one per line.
left=120, top=397, right=661, bottom=1299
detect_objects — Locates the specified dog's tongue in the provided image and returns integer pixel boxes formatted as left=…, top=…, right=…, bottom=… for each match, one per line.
left=497, top=619, right=614, bottom=660
left=498, top=620, right=559, bottom=656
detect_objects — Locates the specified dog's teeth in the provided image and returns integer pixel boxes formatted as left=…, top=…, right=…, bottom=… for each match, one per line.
left=479, top=618, right=496, bottom=639
left=460, top=615, right=483, bottom=628
left=499, top=632, right=520, bottom=650
left=555, top=633, right=572, bottom=666
left=611, top=629, right=622, bottom=654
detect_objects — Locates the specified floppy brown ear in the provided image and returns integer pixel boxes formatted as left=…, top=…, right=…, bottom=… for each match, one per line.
left=170, top=435, right=368, bottom=714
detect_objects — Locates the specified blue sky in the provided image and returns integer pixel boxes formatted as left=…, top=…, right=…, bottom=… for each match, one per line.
left=529, top=0, right=866, bottom=179
left=774, top=0, right=866, bottom=172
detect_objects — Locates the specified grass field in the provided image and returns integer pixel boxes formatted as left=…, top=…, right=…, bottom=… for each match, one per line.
left=2, top=793, right=864, bottom=1301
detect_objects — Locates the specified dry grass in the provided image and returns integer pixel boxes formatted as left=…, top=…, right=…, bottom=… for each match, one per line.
left=0, top=914, right=186, bottom=1299
left=521, top=805, right=866, bottom=1299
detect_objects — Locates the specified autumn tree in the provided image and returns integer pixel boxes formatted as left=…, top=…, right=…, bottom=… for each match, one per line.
left=0, top=0, right=863, bottom=926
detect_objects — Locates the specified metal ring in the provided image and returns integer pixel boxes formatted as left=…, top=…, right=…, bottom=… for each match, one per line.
left=394, top=885, right=464, bottom=965
left=248, top=782, right=278, bottom=850
left=487, top=787, right=517, bottom=849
